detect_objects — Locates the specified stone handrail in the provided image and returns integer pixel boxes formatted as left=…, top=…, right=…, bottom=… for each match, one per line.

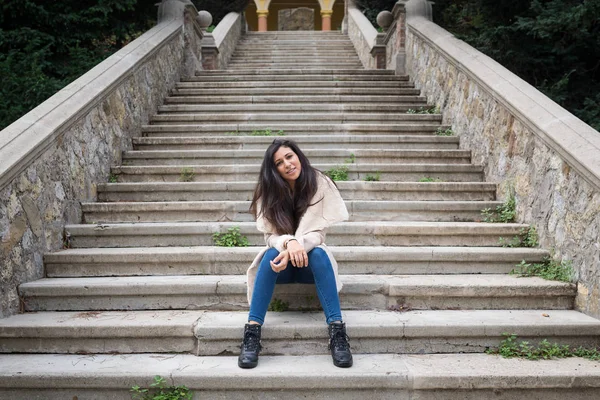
left=347, top=1, right=378, bottom=69
left=404, top=0, right=600, bottom=317
left=0, top=0, right=203, bottom=318
left=213, top=12, right=245, bottom=69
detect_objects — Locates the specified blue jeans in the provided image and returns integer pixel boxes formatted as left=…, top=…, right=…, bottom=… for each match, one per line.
left=248, top=247, right=343, bottom=325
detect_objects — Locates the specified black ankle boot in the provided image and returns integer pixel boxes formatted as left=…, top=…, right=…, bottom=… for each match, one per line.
left=328, top=321, right=353, bottom=368
left=238, top=323, right=262, bottom=369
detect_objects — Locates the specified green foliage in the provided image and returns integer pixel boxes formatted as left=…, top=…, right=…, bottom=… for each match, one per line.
left=406, top=106, right=439, bottom=115
left=179, top=168, right=195, bottom=182
left=499, top=226, right=538, bottom=248
left=345, top=153, right=356, bottom=164
left=433, top=0, right=600, bottom=131
left=511, top=258, right=575, bottom=283
left=487, top=333, right=600, bottom=361
left=353, top=0, right=397, bottom=26
left=364, top=171, right=381, bottom=182
left=0, top=0, right=157, bottom=130
left=325, top=165, right=349, bottom=181
left=131, top=375, right=192, bottom=400
left=481, top=192, right=516, bottom=223
left=435, top=127, right=455, bottom=136
left=249, top=129, right=285, bottom=136
left=268, top=298, right=289, bottom=312
left=206, top=25, right=216, bottom=33
left=418, top=177, right=442, bottom=183
left=108, top=173, right=118, bottom=183
left=191, top=0, right=250, bottom=26
left=213, top=226, right=249, bottom=247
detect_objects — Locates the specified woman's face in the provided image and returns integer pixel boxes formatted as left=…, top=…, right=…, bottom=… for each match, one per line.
left=273, top=146, right=302, bottom=187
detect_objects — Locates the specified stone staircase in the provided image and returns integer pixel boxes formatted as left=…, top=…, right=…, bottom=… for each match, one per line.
left=1, top=31, right=600, bottom=398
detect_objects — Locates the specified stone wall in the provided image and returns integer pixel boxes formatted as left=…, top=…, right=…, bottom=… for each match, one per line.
left=347, top=7, right=377, bottom=69
left=0, top=6, right=202, bottom=318
left=405, top=17, right=600, bottom=318
left=214, top=12, right=245, bottom=69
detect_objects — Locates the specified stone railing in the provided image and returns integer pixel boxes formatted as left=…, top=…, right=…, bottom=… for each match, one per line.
left=403, top=0, right=600, bottom=318
left=346, top=0, right=407, bottom=72
left=0, top=0, right=205, bottom=318
left=200, top=12, right=246, bottom=70
left=346, top=1, right=378, bottom=69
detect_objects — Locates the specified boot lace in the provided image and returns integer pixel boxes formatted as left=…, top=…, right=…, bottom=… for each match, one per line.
left=329, top=329, right=350, bottom=351
left=242, top=331, right=261, bottom=352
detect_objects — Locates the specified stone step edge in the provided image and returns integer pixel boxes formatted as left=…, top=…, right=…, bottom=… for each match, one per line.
left=44, top=246, right=549, bottom=263
left=1, top=310, right=597, bottom=338
left=18, top=274, right=575, bottom=297
left=97, top=181, right=494, bottom=192
left=1, top=353, right=599, bottom=392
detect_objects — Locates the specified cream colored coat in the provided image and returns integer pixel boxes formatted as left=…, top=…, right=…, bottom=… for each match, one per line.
left=246, top=173, right=349, bottom=303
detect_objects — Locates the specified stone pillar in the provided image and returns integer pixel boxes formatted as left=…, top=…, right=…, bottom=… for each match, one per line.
left=257, top=10, right=269, bottom=31
left=321, top=10, right=332, bottom=31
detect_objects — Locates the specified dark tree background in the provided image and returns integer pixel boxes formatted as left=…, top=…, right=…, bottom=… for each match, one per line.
left=1, top=0, right=598, bottom=131
left=356, top=0, right=600, bottom=131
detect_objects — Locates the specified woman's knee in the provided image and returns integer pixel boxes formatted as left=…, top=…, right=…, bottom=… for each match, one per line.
left=262, top=247, right=280, bottom=263
left=308, top=248, right=330, bottom=268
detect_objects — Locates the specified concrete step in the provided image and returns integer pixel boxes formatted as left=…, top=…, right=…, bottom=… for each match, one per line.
left=141, top=123, right=448, bottom=136
left=111, top=163, right=483, bottom=183
left=81, top=200, right=500, bottom=223
left=157, top=104, right=427, bottom=113
left=184, top=74, right=409, bottom=82
left=1, top=310, right=597, bottom=355
left=195, top=69, right=396, bottom=76
left=120, top=149, right=471, bottom=166
left=64, top=221, right=528, bottom=248
left=44, top=246, right=548, bottom=277
left=148, top=112, right=439, bottom=124
left=195, top=310, right=600, bottom=356
left=97, top=181, right=495, bottom=202
left=132, top=135, right=459, bottom=151
left=229, top=55, right=361, bottom=61
left=163, top=95, right=427, bottom=104
left=1, top=353, right=599, bottom=399
left=170, top=87, right=422, bottom=96
left=227, top=59, right=361, bottom=64
left=18, top=274, right=575, bottom=312
left=175, top=81, right=415, bottom=89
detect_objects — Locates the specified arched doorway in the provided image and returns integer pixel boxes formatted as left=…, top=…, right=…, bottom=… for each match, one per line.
left=245, top=0, right=345, bottom=31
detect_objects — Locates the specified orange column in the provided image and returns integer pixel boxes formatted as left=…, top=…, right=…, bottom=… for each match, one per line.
left=258, top=11, right=268, bottom=32
left=321, top=10, right=332, bottom=31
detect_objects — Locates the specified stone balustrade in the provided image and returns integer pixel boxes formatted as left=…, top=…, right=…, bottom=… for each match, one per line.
left=402, top=0, right=600, bottom=318
left=0, top=0, right=206, bottom=318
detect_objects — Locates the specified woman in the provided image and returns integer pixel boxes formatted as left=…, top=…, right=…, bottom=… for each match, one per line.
left=238, top=139, right=352, bottom=369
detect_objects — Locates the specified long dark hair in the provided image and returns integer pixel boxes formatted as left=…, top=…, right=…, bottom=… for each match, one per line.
left=250, top=139, right=321, bottom=235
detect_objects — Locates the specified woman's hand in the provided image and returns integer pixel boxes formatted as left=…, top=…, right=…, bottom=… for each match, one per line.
left=270, top=250, right=290, bottom=273
left=287, top=240, right=308, bottom=268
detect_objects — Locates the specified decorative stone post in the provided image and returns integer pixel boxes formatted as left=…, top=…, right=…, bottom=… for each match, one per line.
left=370, top=11, right=392, bottom=69
left=198, top=11, right=219, bottom=70
left=390, top=1, right=407, bottom=74
left=321, top=9, right=333, bottom=31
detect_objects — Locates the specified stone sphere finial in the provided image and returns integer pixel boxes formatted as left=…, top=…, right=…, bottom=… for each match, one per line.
left=197, top=10, right=213, bottom=30
left=376, top=11, right=394, bottom=31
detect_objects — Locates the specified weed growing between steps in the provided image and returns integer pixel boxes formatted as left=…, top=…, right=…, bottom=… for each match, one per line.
left=213, top=226, right=249, bottom=247
left=364, top=171, right=381, bottom=181
left=268, top=298, right=290, bottom=312
left=482, top=192, right=516, bottom=223
left=325, top=165, right=349, bottom=181
left=179, top=168, right=194, bottom=182
left=500, top=226, right=538, bottom=247
left=108, top=173, right=118, bottom=183
left=487, top=333, right=600, bottom=361
left=435, top=127, right=455, bottom=136
left=406, top=106, right=440, bottom=114
left=325, top=153, right=355, bottom=181
left=249, top=129, right=285, bottom=136
left=419, top=176, right=442, bottom=183
left=131, top=375, right=192, bottom=400
left=511, top=258, right=575, bottom=282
